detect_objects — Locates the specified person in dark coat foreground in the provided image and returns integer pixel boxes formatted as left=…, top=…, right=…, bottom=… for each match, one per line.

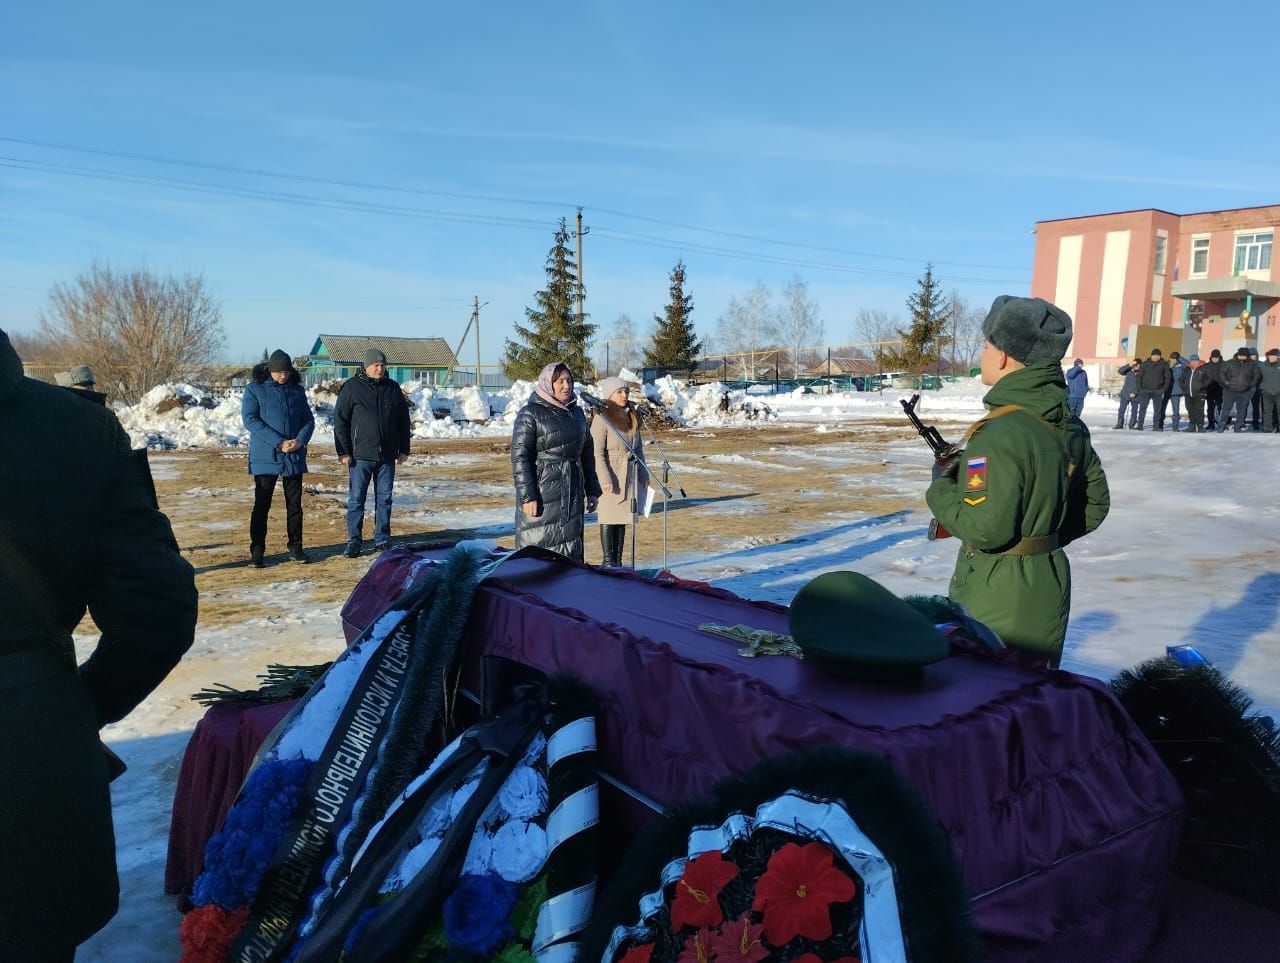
left=242, top=349, right=315, bottom=566
left=926, top=297, right=1110, bottom=667
left=334, top=348, right=411, bottom=557
left=511, top=362, right=602, bottom=561
left=0, top=329, right=197, bottom=960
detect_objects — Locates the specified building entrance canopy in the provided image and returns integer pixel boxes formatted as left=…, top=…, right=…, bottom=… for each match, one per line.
left=1171, top=277, right=1280, bottom=301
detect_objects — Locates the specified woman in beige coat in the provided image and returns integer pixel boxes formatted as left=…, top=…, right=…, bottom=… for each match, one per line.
left=590, top=376, right=647, bottom=566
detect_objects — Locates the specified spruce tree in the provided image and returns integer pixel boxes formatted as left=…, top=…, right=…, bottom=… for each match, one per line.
left=644, top=260, right=701, bottom=372
left=886, top=263, right=950, bottom=377
left=502, top=218, right=596, bottom=381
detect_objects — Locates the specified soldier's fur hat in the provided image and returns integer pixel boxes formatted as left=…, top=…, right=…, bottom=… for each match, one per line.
left=982, top=296, right=1073, bottom=366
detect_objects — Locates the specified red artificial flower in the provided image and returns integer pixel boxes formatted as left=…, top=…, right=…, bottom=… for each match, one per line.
left=751, top=841, right=858, bottom=945
left=706, top=912, right=769, bottom=963
left=676, top=927, right=716, bottom=963
left=178, top=903, right=251, bottom=963
left=617, top=943, right=655, bottom=963
left=670, top=850, right=740, bottom=930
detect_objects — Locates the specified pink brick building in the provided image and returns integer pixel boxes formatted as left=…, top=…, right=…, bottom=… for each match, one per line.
left=1031, top=205, right=1280, bottom=361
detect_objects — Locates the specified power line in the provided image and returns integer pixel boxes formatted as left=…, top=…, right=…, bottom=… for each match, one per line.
left=4, top=157, right=1026, bottom=286
left=1, top=135, right=1028, bottom=273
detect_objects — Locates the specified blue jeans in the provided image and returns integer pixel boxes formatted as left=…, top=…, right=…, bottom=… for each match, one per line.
left=1067, top=396, right=1085, bottom=417
left=347, top=459, right=396, bottom=543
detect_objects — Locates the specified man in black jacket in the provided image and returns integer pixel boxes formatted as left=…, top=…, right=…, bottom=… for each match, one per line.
left=0, top=330, right=197, bottom=960
left=1217, top=347, right=1261, bottom=433
left=1134, top=348, right=1171, bottom=430
left=334, top=348, right=411, bottom=556
left=1203, top=349, right=1224, bottom=428
left=1114, top=359, right=1142, bottom=428
left=1259, top=348, right=1280, bottom=432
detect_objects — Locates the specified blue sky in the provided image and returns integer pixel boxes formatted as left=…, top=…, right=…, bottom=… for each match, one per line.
left=4, top=1, right=1280, bottom=366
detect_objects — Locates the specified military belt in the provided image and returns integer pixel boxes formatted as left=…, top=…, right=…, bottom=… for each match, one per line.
left=966, top=533, right=1060, bottom=557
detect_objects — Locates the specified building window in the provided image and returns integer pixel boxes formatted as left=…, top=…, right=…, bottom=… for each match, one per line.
left=1149, top=301, right=1162, bottom=325
left=1154, top=234, right=1167, bottom=274
left=1187, top=300, right=1204, bottom=327
left=1191, top=238, right=1210, bottom=276
left=1234, top=232, right=1273, bottom=273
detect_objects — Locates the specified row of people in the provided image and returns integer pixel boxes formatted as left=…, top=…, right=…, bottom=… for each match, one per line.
left=243, top=351, right=646, bottom=569
left=1114, top=347, right=1280, bottom=433
left=241, top=348, right=410, bottom=566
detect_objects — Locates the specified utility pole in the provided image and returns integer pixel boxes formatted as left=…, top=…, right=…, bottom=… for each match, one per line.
left=473, top=296, right=482, bottom=388
left=575, top=207, right=588, bottom=327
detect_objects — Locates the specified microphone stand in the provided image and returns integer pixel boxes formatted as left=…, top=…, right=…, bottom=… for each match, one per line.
left=634, top=407, right=687, bottom=573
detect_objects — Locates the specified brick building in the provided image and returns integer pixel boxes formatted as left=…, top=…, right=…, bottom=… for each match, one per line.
left=1032, top=204, right=1279, bottom=362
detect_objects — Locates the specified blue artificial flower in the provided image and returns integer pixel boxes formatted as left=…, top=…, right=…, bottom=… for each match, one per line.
left=342, top=904, right=383, bottom=956
left=193, top=756, right=314, bottom=909
left=442, top=873, right=519, bottom=957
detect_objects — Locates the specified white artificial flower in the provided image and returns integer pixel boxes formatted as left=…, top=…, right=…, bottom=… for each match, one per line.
left=384, top=833, right=442, bottom=894
left=462, top=830, right=496, bottom=876
left=490, top=821, right=548, bottom=883
left=498, top=766, right=547, bottom=821
left=447, top=778, right=481, bottom=821
left=521, top=732, right=547, bottom=766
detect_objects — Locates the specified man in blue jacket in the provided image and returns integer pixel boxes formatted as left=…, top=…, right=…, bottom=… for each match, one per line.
left=334, top=348, right=411, bottom=557
left=1065, top=358, right=1089, bottom=417
left=242, top=349, right=315, bottom=566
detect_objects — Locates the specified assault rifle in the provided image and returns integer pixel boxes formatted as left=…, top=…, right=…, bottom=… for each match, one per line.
left=901, top=393, right=957, bottom=541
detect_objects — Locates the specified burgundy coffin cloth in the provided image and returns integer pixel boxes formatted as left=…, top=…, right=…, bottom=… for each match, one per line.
left=340, top=546, right=1183, bottom=962
left=164, top=699, right=295, bottom=902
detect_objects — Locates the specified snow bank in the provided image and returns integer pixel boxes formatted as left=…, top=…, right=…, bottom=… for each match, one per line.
left=112, top=374, right=998, bottom=450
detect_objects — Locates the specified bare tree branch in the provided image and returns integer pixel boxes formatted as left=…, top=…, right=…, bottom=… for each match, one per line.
left=39, top=263, right=226, bottom=403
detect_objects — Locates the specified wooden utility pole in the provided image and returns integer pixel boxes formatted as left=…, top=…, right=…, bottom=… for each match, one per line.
left=473, top=296, right=482, bottom=387
left=575, top=208, right=587, bottom=326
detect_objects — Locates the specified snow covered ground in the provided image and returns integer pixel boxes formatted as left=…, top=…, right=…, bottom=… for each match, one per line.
left=77, top=380, right=1280, bottom=960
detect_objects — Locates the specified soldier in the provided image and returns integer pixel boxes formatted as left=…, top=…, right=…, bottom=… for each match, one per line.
left=1217, top=347, right=1261, bottom=433
left=1134, top=348, right=1171, bottom=430
left=926, top=296, right=1110, bottom=666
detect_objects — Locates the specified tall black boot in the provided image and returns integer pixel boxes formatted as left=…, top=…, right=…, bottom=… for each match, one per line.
left=610, top=524, right=627, bottom=567
left=599, top=525, right=613, bottom=567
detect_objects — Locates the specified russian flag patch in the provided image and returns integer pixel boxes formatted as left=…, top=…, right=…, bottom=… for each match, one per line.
left=965, top=456, right=988, bottom=493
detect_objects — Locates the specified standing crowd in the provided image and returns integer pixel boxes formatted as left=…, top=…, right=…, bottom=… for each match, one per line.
left=1112, top=346, right=1280, bottom=433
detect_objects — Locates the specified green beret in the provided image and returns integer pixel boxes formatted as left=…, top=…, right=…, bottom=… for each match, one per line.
left=983, top=295, right=1073, bottom=365
left=789, top=571, right=949, bottom=682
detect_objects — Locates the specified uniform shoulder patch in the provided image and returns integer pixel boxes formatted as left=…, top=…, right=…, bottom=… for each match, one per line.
left=964, top=455, right=988, bottom=493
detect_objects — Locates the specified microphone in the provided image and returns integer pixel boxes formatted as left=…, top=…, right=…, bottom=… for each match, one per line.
left=578, top=390, right=606, bottom=410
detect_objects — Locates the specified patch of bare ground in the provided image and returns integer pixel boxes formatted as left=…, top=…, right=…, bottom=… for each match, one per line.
left=149, top=423, right=926, bottom=630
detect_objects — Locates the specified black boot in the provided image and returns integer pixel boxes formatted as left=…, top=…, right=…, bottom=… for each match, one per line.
left=249, top=545, right=265, bottom=568
left=599, top=525, right=612, bottom=567
left=609, top=524, right=627, bottom=567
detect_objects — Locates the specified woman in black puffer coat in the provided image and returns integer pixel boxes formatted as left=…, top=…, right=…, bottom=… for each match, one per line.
left=511, top=362, right=601, bottom=560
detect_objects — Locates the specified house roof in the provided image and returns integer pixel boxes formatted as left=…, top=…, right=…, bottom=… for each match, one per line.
left=313, top=335, right=457, bottom=367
